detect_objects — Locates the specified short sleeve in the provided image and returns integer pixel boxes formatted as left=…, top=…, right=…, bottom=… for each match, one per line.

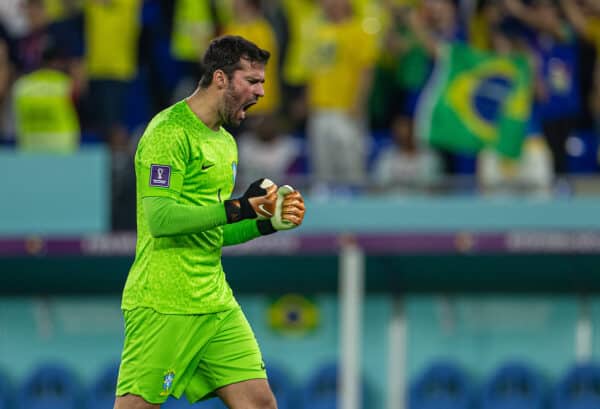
left=135, top=121, right=189, bottom=199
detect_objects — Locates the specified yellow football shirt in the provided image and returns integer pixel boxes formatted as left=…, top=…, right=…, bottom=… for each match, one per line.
left=85, top=0, right=141, bottom=80
left=306, top=16, right=378, bottom=110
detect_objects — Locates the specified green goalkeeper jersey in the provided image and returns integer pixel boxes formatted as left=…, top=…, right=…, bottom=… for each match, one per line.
left=122, top=100, right=242, bottom=314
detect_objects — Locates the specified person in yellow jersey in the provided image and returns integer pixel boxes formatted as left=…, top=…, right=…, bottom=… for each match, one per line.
left=222, top=0, right=281, bottom=117
left=13, top=37, right=80, bottom=153
left=83, top=0, right=141, bottom=142
left=303, top=0, right=379, bottom=187
left=170, top=0, right=220, bottom=101
left=280, top=0, right=318, bottom=130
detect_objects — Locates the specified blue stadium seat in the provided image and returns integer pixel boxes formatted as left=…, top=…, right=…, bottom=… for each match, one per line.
left=17, top=362, right=81, bottom=409
left=266, top=363, right=297, bottom=409
left=480, top=361, right=545, bottom=409
left=409, top=360, right=472, bottom=409
left=552, top=363, right=600, bottom=409
left=0, top=370, right=12, bottom=409
left=87, top=361, right=120, bottom=409
left=300, top=362, right=369, bottom=409
left=301, top=363, right=338, bottom=409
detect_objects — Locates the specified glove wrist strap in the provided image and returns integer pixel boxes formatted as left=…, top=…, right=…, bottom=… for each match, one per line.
left=224, top=200, right=242, bottom=223
left=257, top=219, right=277, bottom=235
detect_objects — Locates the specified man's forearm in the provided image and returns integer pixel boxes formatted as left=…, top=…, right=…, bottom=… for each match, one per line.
left=222, top=220, right=264, bottom=246
left=143, top=196, right=228, bottom=237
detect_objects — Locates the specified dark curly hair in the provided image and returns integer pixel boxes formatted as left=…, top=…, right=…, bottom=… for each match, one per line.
left=198, top=35, right=270, bottom=88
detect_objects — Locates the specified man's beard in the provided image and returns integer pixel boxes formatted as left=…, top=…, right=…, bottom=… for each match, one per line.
left=222, top=84, right=242, bottom=126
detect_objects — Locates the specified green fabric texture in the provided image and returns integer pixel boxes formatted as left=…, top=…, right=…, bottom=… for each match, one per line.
left=142, top=196, right=227, bottom=237
left=223, top=219, right=262, bottom=246
left=123, top=100, right=242, bottom=314
left=116, top=306, right=266, bottom=403
left=143, top=196, right=261, bottom=245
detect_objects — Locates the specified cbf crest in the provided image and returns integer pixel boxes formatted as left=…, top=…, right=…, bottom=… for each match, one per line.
left=160, top=370, right=175, bottom=396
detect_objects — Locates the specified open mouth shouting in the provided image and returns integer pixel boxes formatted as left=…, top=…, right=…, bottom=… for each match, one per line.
left=238, top=100, right=257, bottom=121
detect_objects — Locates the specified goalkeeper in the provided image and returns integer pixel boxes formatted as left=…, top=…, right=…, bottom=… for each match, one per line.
left=114, top=35, right=305, bottom=409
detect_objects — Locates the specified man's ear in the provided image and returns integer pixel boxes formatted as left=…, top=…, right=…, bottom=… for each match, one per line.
left=214, top=69, right=227, bottom=89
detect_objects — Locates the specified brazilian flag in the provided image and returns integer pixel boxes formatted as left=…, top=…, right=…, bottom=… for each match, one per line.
left=416, top=43, right=533, bottom=158
left=267, top=294, right=319, bottom=336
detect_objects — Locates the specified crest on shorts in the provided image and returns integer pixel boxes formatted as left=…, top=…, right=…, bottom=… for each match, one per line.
left=160, top=370, right=176, bottom=396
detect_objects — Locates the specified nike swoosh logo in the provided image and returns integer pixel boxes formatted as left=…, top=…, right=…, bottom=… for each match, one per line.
left=257, top=204, right=273, bottom=216
left=201, top=164, right=214, bottom=170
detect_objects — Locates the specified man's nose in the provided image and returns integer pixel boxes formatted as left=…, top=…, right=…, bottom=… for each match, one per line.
left=254, top=83, right=265, bottom=98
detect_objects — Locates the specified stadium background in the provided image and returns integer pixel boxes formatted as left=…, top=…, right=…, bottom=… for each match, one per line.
left=2, top=0, right=600, bottom=408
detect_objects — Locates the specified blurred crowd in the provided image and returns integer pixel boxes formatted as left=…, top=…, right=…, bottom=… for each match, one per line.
left=1, top=0, right=600, bottom=227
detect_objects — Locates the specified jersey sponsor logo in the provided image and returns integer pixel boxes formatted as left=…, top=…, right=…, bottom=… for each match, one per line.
left=201, top=163, right=214, bottom=170
left=160, top=369, right=176, bottom=396
left=150, top=164, right=171, bottom=188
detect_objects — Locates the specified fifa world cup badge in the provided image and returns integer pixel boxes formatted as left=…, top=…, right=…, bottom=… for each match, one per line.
left=160, top=370, right=176, bottom=396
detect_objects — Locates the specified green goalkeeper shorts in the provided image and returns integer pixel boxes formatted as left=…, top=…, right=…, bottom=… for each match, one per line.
left=116, top=306, right=267, bottom=404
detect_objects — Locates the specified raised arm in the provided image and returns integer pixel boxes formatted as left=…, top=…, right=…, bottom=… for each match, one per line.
left=408, top=6, right=442, bottom=59
left=560, top=0, right=592, bottom=39
left=503, top=0, right=566, bottom=40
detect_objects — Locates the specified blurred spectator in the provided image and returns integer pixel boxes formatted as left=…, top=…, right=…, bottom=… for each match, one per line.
left=110, top=125, right=136, bottom=230
left=477, top=23, right=554, bottom=196
left=408, top=0, right=476, bottom=175
left=279, top=0, right=319, bottom=131
left=303, top=0, right=379, bottom=186
left=371, top=116, right=442, bottom=193
left=369, top=1, right=430, bottom=131
left=0, top=0, right=28, bottom=38
left=560, top=0, right=600, bottom=136
left=46, top=0, right=84, bottom=98
left=223, top=0, right=281, bottom=117
left=478, top=100, right=554, bottom=197
left=169, top=0, right=220, bottom=101
left=0, top=38, right=14, bottom=144
left=237, top=116, right=302, bottom=189
left=16, top=0, right=50, bottom=73
left=13, top=36, right=80, bottom=153
left=82, top=0, right=141, bottom=142
left=503, top=0, right=581, bottom=174
left=136, top=0, right=173, bottom=116
left=478, top=134, right=554, bottom=197
left=469, top=0, right=505, bottom=51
